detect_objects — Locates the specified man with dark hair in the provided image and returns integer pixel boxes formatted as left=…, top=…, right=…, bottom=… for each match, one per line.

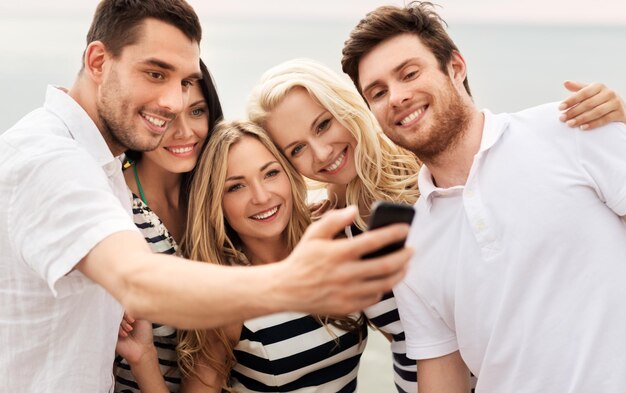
left=343, top=2, right=626, bottom=392
left=0, top=1, right=412, bottom=391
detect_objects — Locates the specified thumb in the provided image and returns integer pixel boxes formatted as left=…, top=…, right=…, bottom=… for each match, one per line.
left=302, top=205, right=357, bottom=240
left=563, top=80, right=586, bottom=93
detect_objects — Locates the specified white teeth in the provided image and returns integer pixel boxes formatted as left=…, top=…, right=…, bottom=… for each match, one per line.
left=400, top=107, right=425, bottom=125
left=324, top=150, right=345, bottom=172
left=251, top=206, right=278, bottom=220
left=168, top=146, right=193, bottom=154
left=143, top=114, right=166, bottom=127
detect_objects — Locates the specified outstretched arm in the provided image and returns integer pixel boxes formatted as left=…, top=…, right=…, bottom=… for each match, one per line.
left=77, top=206, right=412, bottom=329
left=559, top=81, right=626, bottom=130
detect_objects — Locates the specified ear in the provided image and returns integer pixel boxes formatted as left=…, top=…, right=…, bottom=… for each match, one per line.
left=447, top=51, right=467, bottom=88
left=83, top=41, right=109, bottom=85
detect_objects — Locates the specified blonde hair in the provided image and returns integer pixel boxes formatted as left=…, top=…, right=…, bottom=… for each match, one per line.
left=247, top=58, right=421, bottom=230
left=176, top=120, right=362, bottom=389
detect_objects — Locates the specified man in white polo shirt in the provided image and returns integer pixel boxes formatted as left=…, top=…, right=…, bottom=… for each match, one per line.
left=341, top=3, right=626, bottom=393
left=0, top=1, right=413, bottom=391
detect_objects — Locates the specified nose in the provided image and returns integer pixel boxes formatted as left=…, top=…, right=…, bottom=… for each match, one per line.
left=388, top=82, right=411, bottom=108
left=310, top=139, right=333, bottom=165
left=158, top=81, right=185, bottom=116
left=171, top=112, right=193, bottom=139
left=250, top=180, right=271, bottom=205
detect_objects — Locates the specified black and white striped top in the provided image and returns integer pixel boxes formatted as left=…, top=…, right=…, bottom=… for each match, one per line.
left=348, top=225, right=418, bottom=393
left=363, top=292, right=417, bottom=393
left=230, top=312, right=368, bottom=392
left=114, top=194, right=181, bottom=393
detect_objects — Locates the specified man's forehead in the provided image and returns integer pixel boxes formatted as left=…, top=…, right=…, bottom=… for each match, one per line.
left=359, top=34, right=432, bottom=85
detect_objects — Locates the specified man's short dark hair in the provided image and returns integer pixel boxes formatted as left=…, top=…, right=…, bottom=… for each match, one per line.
left=341, top=1, right=471, bottom=97
left=85, top=0, right=202, bottom=60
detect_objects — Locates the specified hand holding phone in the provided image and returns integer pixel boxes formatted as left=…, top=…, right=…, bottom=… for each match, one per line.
left=362, top=201, right=415, bottom=259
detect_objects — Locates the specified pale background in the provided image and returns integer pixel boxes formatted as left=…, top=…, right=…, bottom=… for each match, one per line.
left=1, top=0, right=625, bottom=391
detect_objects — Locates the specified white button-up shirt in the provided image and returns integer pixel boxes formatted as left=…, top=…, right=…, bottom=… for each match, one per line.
left=0, top=86, right=139, bottom=392
left=395, top=103, right=626, bottom=392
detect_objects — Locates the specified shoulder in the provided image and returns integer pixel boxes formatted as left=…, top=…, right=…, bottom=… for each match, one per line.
left=508, top=102, right=564, bottom=128
left=2, top=110, right=87, bottom=166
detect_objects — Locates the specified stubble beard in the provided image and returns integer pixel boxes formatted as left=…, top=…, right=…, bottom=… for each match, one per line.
left=400, top=82, right=471, bottom=165
left=97, top=70, right=163, bottom=154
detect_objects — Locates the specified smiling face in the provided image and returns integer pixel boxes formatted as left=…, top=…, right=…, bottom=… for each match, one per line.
left=221, top=136, right=293, bottom=245
left=141, top=83, right=209, bottom=174
left=97, top=18, right=201, bottom=154
left=264, top=87, right=358, bottom=186
left=358, top=33, right=470, bottom=160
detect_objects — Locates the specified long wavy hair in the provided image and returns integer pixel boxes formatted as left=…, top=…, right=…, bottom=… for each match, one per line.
left=247, top=58, right=421, bottom=230
left=177, top=120, right=363, bottom=390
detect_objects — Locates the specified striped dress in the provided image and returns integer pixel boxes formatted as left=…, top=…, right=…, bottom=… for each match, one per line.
left=114, top=194, right=181, bottom=393
left=230, top=312, right=368, bottom=392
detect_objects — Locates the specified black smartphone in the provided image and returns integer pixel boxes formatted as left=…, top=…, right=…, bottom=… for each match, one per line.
left=362, top=201, right=415, bottom=259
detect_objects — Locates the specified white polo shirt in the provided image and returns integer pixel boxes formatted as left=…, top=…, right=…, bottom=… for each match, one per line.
left=395, top=103, right=626, bottom=392
left=0, top=86, right=139, bottom=392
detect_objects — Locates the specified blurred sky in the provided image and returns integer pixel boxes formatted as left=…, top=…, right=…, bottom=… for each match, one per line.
left=2, top=0, right=626, bottom=24
left=1, top=0, right=625, bottom=126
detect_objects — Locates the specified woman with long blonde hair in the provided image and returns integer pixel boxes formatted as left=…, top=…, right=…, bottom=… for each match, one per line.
left=248, top=58, right=420, bottom=231
left=177, top=120, right=366, bottom=392
left=247, top=58, right=421, bottom=392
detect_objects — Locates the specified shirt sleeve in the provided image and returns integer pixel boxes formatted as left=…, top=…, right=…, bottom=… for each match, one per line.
left=575, top=122, right=626, bottom=216
left=7, top=141, right=139, bottom=297
left=393, top=279, right=459, bottom=360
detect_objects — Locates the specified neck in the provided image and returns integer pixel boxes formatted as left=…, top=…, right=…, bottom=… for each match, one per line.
left=133, top=159, right=183, bottom=208
left=68, top=76, right=126, bottom=157
left=242, top=235, right=289, bottom=266
left=327, top=183, right=347, bottom=208
left=424, top=109, right=484, bottom=189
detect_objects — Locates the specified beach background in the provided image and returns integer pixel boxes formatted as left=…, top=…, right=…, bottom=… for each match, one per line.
left=1, top=0, right=625, bottom=391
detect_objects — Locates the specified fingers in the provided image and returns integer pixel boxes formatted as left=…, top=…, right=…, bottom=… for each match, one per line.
left=123, top=312, right=135, bottom=325
left=558, top=81, right=625, bottom=129
left=336, top=223, right=410, bottom=259
left=562, top=80, right=586, bottom=94
left=327, top=252, right=412, bottom=314
left=343, top=246, right=413, bottom=283
left=118, top=312, right=136, bottom=338
left=576, top=109, right=622, bottom=130
left=561, top=91, right=613, bottom=124
left=301, top=205, right=358, bottom=240
left=559, top=81, right=603, bottom=113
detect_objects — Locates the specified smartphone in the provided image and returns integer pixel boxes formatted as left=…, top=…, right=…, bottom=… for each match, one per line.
left=362, top=201, right=415, bottom=259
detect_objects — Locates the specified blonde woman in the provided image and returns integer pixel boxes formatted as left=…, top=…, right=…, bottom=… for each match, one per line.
left=177, top=120, right=367, bottom=392
left=247, top=59, right=422, bottom=392
left=248, top=59, right=420, bottom=232
left=246, top=58, right=626, bottom=392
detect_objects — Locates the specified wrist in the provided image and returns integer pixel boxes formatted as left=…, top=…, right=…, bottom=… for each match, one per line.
left=127, top=346, right=158, bottom=369
left=256, top=261, right=294, bottom=314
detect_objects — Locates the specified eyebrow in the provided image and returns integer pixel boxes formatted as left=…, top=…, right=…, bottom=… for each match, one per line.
left=361, top=59, right=412, bottom=96
left=140, top=58, right=203, bottom=80
left=225, top=161, right=279, bottom=182
left=188, top=99, right=206, bottom=107
left=281, top=109, right=327, bottom=152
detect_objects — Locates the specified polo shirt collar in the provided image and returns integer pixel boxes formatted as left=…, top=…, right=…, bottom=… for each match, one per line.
left=418, top=109, right=511, bottom=209
left=43, top=85, right=116, bottom=168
